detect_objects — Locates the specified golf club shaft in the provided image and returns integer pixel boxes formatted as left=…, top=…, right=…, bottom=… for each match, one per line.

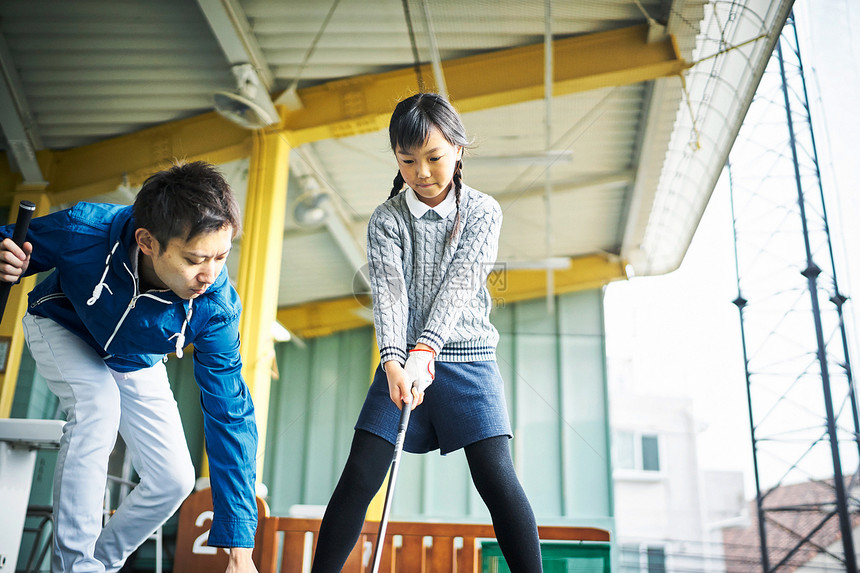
left=370, top=391, right=414, bottom=573
left=0, top=200, right=36, bottom=320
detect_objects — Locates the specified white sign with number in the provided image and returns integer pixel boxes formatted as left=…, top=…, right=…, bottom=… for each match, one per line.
left=192, top=510, right=230, bottom=555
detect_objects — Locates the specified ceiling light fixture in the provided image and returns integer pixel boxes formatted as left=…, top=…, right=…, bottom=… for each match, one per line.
left=293, top=190, right=331, bottom=227
left=214, top=63, right=279, bottom=129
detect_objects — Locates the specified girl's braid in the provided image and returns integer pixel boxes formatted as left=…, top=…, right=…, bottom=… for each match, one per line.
left=389, top=171, right=405, bottom=199
left=451, top=159, right=463, bottom=240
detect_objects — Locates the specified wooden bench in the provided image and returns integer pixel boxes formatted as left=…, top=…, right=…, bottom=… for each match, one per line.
left=257, top=516, right=610, bottom=573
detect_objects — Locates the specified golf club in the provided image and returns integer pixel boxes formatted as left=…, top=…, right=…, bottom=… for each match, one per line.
left=369, top=381, right=417, bottom=573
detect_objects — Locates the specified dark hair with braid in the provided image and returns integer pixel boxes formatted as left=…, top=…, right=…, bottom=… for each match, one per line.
left=387, top=93, right=470, bottom=237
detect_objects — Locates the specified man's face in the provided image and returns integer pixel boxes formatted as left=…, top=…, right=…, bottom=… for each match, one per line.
left=145, top=226, right=233, bottom=300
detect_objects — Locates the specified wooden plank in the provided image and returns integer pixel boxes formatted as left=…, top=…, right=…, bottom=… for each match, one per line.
left=398, top=535, right=424, bottom=572
left=257, top=516, right=280, bottom=573
left=379, top=536, right=395, bottom=573
left=281, top=530, right=307, bottom=573
left=388, top=522, right=495, bottom=538
left=428, top=536, right=455, bottom=572
left=458, top=537, right=478, bottom=573
left=537, top=525, right=611, bottom=542
left=344, top=534, right=364, bottom=572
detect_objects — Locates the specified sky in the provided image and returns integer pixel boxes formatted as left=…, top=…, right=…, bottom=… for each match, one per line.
left=602, top=0, right=860, bottom=498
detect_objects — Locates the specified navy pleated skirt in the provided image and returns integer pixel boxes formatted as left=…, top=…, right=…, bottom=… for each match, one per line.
left=355, top=359, right=512, bottom=455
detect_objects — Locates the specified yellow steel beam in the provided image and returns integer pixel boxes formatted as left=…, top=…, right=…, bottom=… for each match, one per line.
left=0, top=190, right=52, bottom=417
left=277, top=254, right=627, bottom=339
left=365, top=330, right=386, bottom=522
left=493, top=253, right=628, bottom=305
left=276, top=296, right=372, bottom=340
left=231, top=129, right=291, bottom=480
left=282, top=24, right=687, bottom=145
left=35, top=113, right=250, bottom=206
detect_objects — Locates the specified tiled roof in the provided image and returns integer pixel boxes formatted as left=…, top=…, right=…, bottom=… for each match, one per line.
left=722, top=477, right=860, bottom=572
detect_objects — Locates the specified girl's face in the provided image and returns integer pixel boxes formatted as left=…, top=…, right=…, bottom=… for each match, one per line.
left=395, top=126, right=463, bottom=207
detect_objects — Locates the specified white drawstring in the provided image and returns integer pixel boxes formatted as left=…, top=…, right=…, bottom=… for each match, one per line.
left=169, top=298, right=194, bottom=358
left=87, top=241, right=119, bottom=305
left=91, top=239, right=188, bottom=356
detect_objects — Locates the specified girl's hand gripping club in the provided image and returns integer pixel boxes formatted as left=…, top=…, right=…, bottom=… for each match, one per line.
left=403, top=348, right=435, bottom=395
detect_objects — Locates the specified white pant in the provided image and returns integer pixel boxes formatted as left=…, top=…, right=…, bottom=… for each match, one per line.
left=23, top=314, right=195, bottom=573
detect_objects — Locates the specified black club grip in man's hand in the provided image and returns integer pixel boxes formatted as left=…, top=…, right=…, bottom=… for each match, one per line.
left=0, top=200, right=37, bottom=318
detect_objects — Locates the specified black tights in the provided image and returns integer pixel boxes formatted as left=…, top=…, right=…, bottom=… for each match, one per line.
left=310, top=430, right=542, bottom=572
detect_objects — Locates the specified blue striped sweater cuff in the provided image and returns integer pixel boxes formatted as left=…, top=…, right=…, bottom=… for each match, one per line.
left=379, top=345, right=407, bottom=365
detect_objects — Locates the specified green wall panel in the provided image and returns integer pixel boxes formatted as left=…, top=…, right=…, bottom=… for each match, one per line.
left=262, top=327, right=374, bottom=516
left=266, top=336, right=312, bottom=508
left=514, top=330, right=564, bottom=516
left=258, top=290, right=613, bottom=532
left=421, top=452, right=473, bottom=517
left=10, top=345, right=57, bottom=420
left=164, top=353, right=205, bottom=474
left=556, top=291, right=613, bottom=529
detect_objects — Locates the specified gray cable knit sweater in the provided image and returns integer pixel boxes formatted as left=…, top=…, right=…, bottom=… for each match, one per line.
left=367, top=183, right=501, bottom=365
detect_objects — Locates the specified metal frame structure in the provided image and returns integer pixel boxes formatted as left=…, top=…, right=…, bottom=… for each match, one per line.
left=729, top=10, right=860, bottom=572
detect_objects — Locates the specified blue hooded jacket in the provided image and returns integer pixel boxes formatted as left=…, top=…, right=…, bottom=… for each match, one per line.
left=1, top=202, right=258, bottom=547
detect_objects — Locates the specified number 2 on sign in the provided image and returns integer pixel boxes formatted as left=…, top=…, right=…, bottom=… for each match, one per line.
left=192, top=510, right=230, bottom=555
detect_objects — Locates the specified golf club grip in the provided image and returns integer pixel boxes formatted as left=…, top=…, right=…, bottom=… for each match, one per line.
left=396, top=397, right=412, bottom=439
left=0, top=200, right=36, bottom=319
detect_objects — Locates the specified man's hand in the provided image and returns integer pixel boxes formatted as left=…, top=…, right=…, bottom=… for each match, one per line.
left=225, top=547, right=257, bottom=573
left=383, top=361, right=421, bottom=409
left=0, top=238, right=31, bottom=283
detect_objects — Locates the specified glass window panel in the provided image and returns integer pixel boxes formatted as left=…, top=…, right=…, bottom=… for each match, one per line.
left=641, top=435, right=660, bottom=472
left=647, top=546, right=666, bottom=573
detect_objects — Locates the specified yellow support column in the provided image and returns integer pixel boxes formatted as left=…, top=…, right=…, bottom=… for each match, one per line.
left=0, top=190, right=51, bottom=417
left=366, top=331, right=387, bottom=521
left=234, top=130, right=290, bottom=480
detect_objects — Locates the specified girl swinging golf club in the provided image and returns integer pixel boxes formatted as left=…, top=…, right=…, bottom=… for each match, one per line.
left=310, top=93, right=543, bottom=572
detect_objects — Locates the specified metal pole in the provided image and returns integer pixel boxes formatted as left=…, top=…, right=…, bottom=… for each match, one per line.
left=543, top=0, right=554, bottom=313
left=777, top=31, right=858, bottom=573
left=728, top=162, right=771, bottom=573
left=785, top=16, right=860, bottom=464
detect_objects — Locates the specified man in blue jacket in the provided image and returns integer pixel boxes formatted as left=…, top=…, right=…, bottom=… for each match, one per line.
left=0, top=161, right=258, bottom=573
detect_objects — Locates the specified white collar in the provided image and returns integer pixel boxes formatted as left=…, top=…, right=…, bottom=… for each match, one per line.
left=404, top=186, right=457, bottom=219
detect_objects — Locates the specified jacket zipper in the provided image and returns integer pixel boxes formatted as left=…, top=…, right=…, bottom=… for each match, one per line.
left=103, top=262, right=172, bottom=352
left=31, top=292, right=67, bottom=308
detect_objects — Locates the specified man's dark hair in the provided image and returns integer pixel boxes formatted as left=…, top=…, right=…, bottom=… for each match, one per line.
left=133, top=161, right=241, bottom=246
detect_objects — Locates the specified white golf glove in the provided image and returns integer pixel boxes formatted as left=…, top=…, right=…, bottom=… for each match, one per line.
left=403, top=348, right=435, bottom=395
